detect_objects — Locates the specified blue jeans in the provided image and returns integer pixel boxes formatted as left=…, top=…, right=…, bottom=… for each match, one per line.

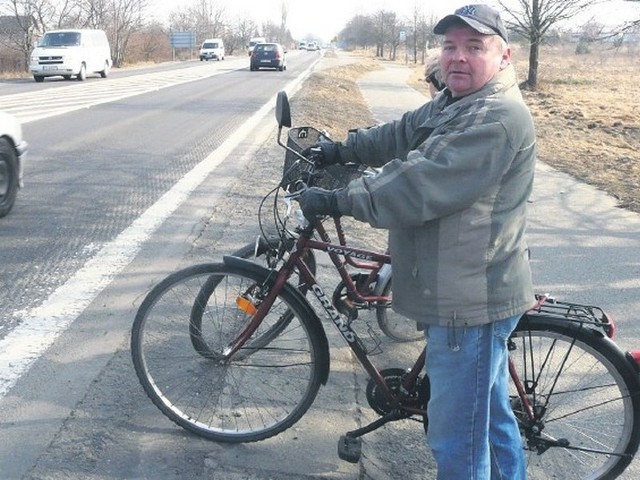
left=425, top=315, right=526, bottom=480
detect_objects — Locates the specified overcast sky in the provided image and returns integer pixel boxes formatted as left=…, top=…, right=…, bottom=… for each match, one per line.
left=147, top=0, right=640, bottom=42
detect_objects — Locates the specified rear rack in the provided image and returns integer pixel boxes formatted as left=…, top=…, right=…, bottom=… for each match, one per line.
left=528, top=294, right=614, bottom=338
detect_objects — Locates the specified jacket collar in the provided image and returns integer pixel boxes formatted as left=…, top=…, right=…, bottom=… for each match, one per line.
left=422, top=64, right=519, bottom=130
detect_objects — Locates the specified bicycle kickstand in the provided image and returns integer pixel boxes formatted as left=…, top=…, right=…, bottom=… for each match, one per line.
left=338, top=410, right=405, bottom=463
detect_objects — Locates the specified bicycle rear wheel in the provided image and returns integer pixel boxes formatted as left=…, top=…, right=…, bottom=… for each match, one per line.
left=131, top=263, right=326, bottom=443
left=375, top=277, right=423, bottom=342
left=510, top=315, right=640, bottom=479
left=190, top=236, right=317, bottom=358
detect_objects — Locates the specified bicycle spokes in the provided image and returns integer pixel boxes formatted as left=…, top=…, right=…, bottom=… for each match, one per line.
left=509, top=323, right=640, bottom=479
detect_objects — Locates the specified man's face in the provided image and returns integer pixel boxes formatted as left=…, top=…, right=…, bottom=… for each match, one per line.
left=440, top=24, right=510, bottom=98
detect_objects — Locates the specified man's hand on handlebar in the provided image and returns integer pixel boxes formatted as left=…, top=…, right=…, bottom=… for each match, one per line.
left=301, top=141, right=343, bottom=168
left=298, top=186, right=344, bottom=220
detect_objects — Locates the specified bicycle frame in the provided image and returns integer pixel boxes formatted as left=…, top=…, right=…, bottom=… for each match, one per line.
left=312, top=219, right=391, bottom=306
left=223, top=217, right=543, bottom=424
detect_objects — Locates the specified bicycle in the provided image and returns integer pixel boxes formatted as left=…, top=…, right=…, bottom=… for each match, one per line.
left=131, top=91, right=640, bottom=479
left=225, top=133, right=421, bottom=343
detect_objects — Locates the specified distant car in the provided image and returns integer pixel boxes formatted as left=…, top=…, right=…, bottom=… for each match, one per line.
left=0, top=112, right=27, bottom=218
left=199, top=38, right=225, bottom=61
left=250, top=43, right=287, bottom=71
left=29, top=29, right=112, bottom=82
left=298, top=41, right=307, bottom=50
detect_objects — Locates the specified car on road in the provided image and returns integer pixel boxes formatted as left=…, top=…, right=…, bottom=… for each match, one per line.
left=249, top=43, right=287, bottom=71
left=199, top=38, right=225, bottom=61
left=0, top=112, right=27, bottom=218
left=29, top=29, right=112, bottom=82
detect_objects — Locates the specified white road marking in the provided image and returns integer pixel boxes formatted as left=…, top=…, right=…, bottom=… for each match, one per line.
left=0, top=61, right=242, bottom=124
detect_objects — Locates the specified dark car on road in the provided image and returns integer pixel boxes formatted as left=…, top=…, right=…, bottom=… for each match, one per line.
left=250, top=43, right=287, bottom=71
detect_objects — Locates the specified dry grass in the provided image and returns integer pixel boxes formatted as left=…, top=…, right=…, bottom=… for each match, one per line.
left=515, top=44, right=640, bottom=212
left=295, top=45, right=640, bottom=214
left=292, top=51, right=379, bottom=140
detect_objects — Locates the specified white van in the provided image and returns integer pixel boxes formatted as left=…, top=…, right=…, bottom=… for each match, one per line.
left=199, top=38, right=225, bottom=61
left=247, top=37, right=266, bottom=56
left=29, top=29, right=112, bottom=82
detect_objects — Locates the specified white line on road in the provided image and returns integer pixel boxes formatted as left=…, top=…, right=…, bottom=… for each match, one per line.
left=0, top=60, right=316, bottom=399
left=0, top=60, right=242, bottom=124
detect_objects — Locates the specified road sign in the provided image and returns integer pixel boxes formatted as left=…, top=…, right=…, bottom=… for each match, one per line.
left=170, top=31, right=196, bottom=49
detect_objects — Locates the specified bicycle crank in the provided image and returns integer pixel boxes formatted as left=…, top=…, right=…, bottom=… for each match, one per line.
left=338, top=369, right=429, bottom=463
left=366, top=368, right=429, bottom=415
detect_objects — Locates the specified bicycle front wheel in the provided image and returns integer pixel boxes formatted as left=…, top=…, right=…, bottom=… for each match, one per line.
left=131, top=263, right=325, bottom=443
left=511, top=316, right=640, bottom=480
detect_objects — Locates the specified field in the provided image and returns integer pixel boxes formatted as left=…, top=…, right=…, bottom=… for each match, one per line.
left=294, top=44, right=640, bottom=214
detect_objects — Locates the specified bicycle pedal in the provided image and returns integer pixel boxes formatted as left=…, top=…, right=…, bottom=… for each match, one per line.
left=338, top=435, right=361, bottom=463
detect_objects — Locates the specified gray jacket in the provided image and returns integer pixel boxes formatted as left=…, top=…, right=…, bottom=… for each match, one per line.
left=335, top=65, right=536, bottom=327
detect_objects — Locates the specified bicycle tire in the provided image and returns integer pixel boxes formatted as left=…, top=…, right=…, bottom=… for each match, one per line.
left=511, top=315, right=640, bottom=480
left=189, top=236, right=317, bottom=358
left=375, top=277, right=423, bottom=342
left=131, top=262, right=325, bottom=443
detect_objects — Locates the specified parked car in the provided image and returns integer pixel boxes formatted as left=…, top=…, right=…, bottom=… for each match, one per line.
left=29, top=29, right=112, bottom=82
left=0, top=112, right=27, bottom=218
left=199, top=38, right=225, bottom=61
left=298, top=41, right=307, bottom=50
left=249, top=43, right=287, bottom=71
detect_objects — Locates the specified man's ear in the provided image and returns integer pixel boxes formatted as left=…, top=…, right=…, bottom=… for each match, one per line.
left=499, top=47, right=512, bottom=70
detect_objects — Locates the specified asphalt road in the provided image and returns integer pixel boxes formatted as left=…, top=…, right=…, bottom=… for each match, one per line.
left=0, top=52, right=318, bottom=340
left=0, top=50, right=341, bottom=479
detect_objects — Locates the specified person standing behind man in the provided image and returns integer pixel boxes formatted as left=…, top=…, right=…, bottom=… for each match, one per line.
left=424, top=52, right=445, bottom=97
left=299, top=4, right=536, bottom=479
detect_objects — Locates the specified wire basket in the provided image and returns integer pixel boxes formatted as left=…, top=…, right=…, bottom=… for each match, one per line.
left=281, top=126, right=366, bottom=191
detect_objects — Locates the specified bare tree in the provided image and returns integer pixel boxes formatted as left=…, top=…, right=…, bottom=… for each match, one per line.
left=371, top=10, right=396, bottom=58
left=52, top=0, right=84, bottom=28
left=406, top=4, right=438, bottom=64
left=338, top=14, right=375, bottom=50
left=260, top=20, right=279, bottom=42
left=168, top=0, right=226, bottom=54
left=128, top=21, right=169, bottom=62
left=622, top=0, right=640, bottom=30
left=78, top=0, right=109, bottom=28
left=106, top=0, right=147, bottom=66
left=0, top=0, right=52, bottom=69
left=227, top=16, right=258, bottom=54
left=191, top=0, right=225, bottom=39
left=385, top=12, right=402, bottom=60
left=497, top=0, right=602, bottom=89
left=279, top=0, right=287, bottom=44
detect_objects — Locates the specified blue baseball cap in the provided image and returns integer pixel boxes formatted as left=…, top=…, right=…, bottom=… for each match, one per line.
left=434, top=4, right=508, bottom=42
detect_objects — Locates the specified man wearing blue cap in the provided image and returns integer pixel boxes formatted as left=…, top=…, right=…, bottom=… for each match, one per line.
left=300, top=4, right=535, bottom=478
